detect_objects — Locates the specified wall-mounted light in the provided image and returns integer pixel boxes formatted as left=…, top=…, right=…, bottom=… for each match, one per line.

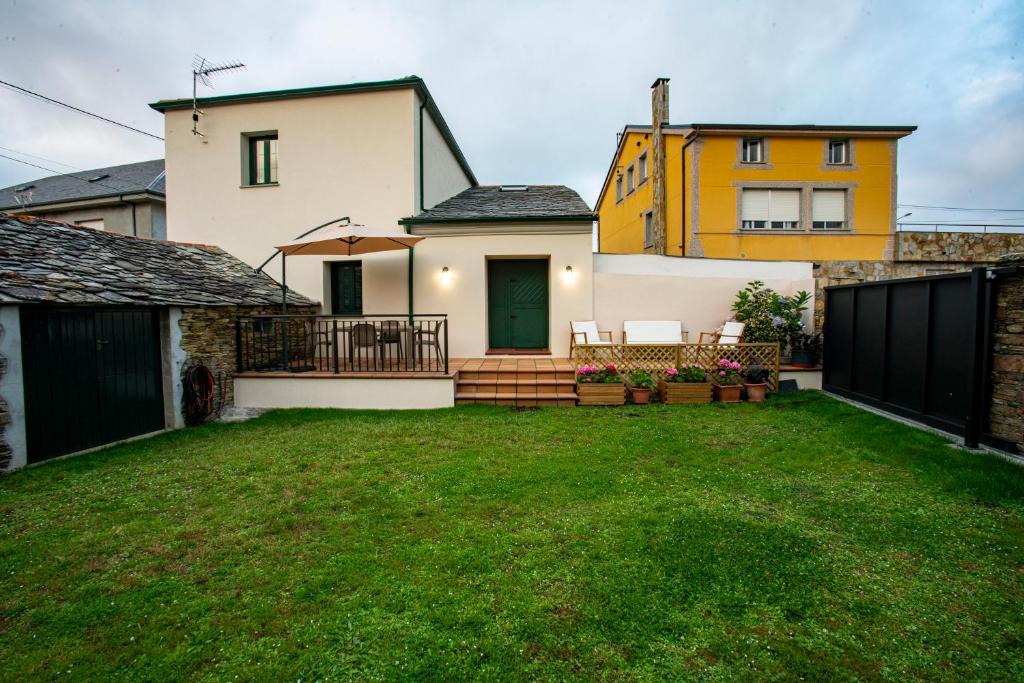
left=561, top=264, right=577, bottom=284
left=440, top=266, right=452, bottom=286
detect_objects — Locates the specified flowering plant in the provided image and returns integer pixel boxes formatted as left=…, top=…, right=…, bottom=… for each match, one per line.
left=665, top=364, right=707, bottom=383
left=576, top=363, right=622, bottom=384
left=627, top=369, right=656, bottom=390
left=714, top=359, right=743, bottom=386
left=731, top=280, right=811, bottom=344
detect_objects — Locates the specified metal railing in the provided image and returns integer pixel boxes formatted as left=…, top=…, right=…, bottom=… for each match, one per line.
left=236, top=314, right=448, bottom=374
left=897, top=223, right=1024, bottom=234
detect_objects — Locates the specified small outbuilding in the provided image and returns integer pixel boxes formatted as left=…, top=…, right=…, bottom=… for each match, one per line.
left=0, top=212, right=316, bottom=471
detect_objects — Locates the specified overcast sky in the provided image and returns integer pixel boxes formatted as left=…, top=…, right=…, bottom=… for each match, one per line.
left=1, top=0, right=1022, bottom=227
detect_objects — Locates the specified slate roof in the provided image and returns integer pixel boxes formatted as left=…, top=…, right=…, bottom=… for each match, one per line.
left=0, top=212, right=317, bottom=307
left=400, top=185, right=594, bottom=224
left=0, top=159, right=166, bottom=210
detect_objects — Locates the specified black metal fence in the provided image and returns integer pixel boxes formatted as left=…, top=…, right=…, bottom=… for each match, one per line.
left=236, top=314, right=448, bottom=374
left=823, top=268, right=990, bottom=447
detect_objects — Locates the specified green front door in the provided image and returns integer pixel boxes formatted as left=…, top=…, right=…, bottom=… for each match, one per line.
left=487, top=259, right=549, bottom=349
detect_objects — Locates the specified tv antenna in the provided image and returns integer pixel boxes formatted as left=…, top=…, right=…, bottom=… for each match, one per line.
left=191, top=55, right=246, bottom=136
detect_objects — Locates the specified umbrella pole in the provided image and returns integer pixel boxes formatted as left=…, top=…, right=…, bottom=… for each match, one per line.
left=407, top=246, right=414, bottom=325
left=281, top=252, right=288, bottom=315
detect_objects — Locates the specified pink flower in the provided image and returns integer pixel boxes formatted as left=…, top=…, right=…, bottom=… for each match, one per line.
left=719, top=370, right=726, bottom=376
left=605, top=364, right=617, bottom=372
left=666, top=367, right=679, bottom=376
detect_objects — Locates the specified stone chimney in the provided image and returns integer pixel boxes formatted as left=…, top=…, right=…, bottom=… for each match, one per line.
left=651, top=77, right=670, bottom=254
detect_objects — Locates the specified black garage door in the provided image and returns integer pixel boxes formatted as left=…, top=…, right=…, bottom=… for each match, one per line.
left=20, top=307, right=165, bottom=464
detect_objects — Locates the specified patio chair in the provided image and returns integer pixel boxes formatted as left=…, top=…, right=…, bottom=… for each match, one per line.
left=414, top=319, right=445, bottom=368
left=698, top=321, right=746, bottom=345
left=569, top=320, right=613, bottom=355
left=348, top=322, right=380, bottom=370
left=378, top=320, right=404, bottom=367
left=622, top=320, right=687, bottom=344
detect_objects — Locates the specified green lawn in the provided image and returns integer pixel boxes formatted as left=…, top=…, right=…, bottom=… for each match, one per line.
left=1, top=393, right=1022, bottom=681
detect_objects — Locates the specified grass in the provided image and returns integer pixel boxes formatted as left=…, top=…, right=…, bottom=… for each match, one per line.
left=1, top=392, right=1023, bottom=681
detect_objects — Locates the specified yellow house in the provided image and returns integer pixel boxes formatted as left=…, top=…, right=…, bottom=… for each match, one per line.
left=597, top=78, right=916, bottom=261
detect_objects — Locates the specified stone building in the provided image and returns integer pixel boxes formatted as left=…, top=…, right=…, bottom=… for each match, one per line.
left=0, top=212, right=316, bottom=471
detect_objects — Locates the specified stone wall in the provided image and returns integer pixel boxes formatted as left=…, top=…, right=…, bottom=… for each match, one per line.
left=177, top=305, right=318, bottom=411
left=897, top=231, right=1024, bottom=263
left=988, top=254, right=1024, bottom=454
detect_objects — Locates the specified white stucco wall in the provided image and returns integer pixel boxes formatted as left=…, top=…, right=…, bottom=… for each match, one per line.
left=593, top=254, right=815, bottom=343
left=0, top=305, right=26, bottom=472
left=163, top=88, right=419, bottom=304
left=415, top=93, right=473, bottom=210
left=235, top=376, right=455, bottom=409
left=333, top=226, right=595, bottom=358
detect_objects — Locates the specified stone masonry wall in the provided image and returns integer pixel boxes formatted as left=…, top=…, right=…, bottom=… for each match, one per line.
left=988, top=254, right=1024, bottom=454
left=178, top=305, right=318, bottom=410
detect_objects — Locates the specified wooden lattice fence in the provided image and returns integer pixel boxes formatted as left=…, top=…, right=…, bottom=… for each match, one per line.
left=573, top=343, right=782, bottom=391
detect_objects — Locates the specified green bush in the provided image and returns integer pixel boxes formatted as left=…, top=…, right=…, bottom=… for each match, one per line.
left=731, top=280, right=811, bottom=344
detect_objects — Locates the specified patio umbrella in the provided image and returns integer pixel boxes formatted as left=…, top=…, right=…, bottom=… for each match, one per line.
left=260, top=218, right=425, bottom=315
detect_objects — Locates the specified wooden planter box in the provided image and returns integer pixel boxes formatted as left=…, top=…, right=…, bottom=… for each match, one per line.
left=658, top=380, right=712, bottom=405
left=577, top=382, right=625, bottom=406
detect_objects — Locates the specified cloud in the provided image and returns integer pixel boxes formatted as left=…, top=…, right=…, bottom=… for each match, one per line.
left=0, top=0, right=1022, bottom=215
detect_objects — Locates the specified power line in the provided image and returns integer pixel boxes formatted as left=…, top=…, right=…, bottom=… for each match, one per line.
left=898, top=203, right=1024, bottom=212
left=0, top=153, right=137, bottom=196
left=0, top=144, right=87, bottom=172
left=0, top=78, right=163, bottom=141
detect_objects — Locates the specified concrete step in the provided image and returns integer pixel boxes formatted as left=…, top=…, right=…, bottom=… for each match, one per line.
left=456, top=391, right=577, bottom=407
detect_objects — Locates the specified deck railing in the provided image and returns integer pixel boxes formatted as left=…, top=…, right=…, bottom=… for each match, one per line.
left=236, top=314, right=448, bottom=374
left=573, top=342, right=781, bottom=391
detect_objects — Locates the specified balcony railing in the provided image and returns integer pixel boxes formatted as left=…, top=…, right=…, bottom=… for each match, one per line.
left=236, top=314, right=448, bottom=374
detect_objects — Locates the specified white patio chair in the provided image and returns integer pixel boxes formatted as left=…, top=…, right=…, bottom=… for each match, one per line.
left=570, top=320, right=613, bottom=355
left=698, top=321, right=746, bottom=345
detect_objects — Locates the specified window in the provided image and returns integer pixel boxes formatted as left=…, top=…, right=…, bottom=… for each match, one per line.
left=330, top=261, right=363, bottom=315
left=828, top=139, right=849, bottom=165
left=615, top=175, right=623, bottom=202
left=626, top=164, right=635, bottom=194
left=638, top=152, right=648, bottom=182
left=742, top=138, right=764, bottom=163
left=76, top=218, right=105, bottom=230
left=643, top=210, right=654, bottom=248
left=246, top=134, right=278, bottom=185
left=741, top=189, right=800, bottom=230
left=812, top=189, right=847, bottom=229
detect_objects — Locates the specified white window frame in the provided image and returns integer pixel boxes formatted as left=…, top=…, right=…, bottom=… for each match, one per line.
left=638, top=151, right=648, bottom=183
left=626, top=163, right=636, bottom=194
left=741, top=189, right=800, bottom=230
left=643, top=210, right=654, bottom=248
left=828, top=139, right=849, bottom=165
left=812, top=188, right=848, bottom=229
left=615, top=175, right=623, bottom=202
left=742, top=137, right=764, bottom=163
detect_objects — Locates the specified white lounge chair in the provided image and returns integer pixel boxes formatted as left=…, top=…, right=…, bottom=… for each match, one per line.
left=622, top=320, right=686, bottom=344
left=699, top=321, right=746, bottom=345
left=570, top=320, right=613, bottom=355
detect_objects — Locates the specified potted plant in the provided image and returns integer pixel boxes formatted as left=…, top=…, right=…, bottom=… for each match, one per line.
left=713, top=359, right=744, bottom=403
left=626, top=369, right=656, bottom=404
left=731, top=281, right=811, bottom=362
left=658, top=364, right=712, bottom=404
left=789, top=332, right=821, bottom=368
left=576, top=363, right=625, bottom=406
left=743, top=360, right=769, bottom=402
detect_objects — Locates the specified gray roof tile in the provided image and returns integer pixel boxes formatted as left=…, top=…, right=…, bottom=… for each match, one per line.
left=0, top=159, right=165, bottom=210
left=401, top=185, right=593, bottom=224
left=0, top=212, right=317, bottom=307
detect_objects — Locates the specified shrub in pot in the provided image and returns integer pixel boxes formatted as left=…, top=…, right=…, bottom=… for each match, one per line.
left=713, top=359, right=744, bottom=403
left=789, top=332, right=821, bottom=368
left=627, top=369, right=656, bottom=404
left=659, top=364, right=712, bottom=404
left=744, top=360, right=769, bottom=402
left=731, top=280, right=812, bottom=349
left=576, top=363, right=625, bottom=406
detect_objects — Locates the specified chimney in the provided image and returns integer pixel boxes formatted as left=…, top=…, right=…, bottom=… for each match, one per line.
left=650, top=77, right=669, bottom=254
